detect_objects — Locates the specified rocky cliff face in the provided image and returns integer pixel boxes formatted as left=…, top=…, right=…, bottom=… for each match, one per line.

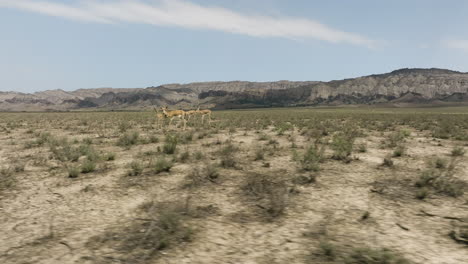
left=1, top=68, right=467, bottom=111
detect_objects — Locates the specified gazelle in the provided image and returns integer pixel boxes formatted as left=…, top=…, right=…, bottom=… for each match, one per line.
left=184, top=109, right=198, bottom=122
left=197, top=107, right=212, bottom=124
left=161, top=106, right=187, bottom=130
left=153, top=107, right=165, bottom=129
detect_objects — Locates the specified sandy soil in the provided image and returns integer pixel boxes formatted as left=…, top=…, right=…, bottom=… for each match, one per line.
left=0, top=112, right=467, bottom=264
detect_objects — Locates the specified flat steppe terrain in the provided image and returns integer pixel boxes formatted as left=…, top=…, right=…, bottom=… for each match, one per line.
left=1, top=107, right=467, bottom=264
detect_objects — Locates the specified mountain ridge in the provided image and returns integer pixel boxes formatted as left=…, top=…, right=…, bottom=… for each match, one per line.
left=1, top=68, right=467, bottom=111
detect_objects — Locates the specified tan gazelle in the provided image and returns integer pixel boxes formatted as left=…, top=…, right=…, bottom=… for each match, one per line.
left=161, top=106, right=187, bottom=130
left=153, top=107, right=165, bottom=129
left=197, top=106, right=212, bottom=124
left=185, top=109, right=198, bottom=122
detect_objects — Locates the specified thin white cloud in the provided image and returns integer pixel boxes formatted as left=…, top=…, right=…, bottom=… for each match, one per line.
left=0, top=0, right=112, bottom=23
left=444, top=39, right=468, bottom=53
left=0, top=0, right=375, bottom=47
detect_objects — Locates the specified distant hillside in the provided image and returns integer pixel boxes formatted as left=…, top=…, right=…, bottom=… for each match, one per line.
left=1, top=68, right=467, bottom=111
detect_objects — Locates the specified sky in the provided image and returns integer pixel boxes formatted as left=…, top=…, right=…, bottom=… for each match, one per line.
left=1, top=0, right=468, bottom=93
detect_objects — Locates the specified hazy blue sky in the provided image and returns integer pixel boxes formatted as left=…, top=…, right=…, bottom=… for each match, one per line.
left=1, top=0, right=468, bottom=92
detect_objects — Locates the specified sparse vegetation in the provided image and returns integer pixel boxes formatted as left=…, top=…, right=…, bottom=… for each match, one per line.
left=86, top=201, right=193, bottom=263
left=415, top=159, right=466, bottom=197
left=1, top=107, right=467, bottom=263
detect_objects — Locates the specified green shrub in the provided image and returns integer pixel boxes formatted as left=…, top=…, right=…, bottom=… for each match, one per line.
left=184, top=164, right=219, bottom=188
left=12, top=161, right=25, bottom=172
left=386, top=130, right=408, bottom=148
left=392, top=145, right=406, bottom=157
left=451, top=146, right=465, bottom=157
left=381, top=156, right=394, bottom=167
left=416, top=166, right=465, bottom=198
left=434, top=157, right=447, bottom=169
left=243, top=173, right=288, bottom=218
left=181, top=131, right=194, bottom=143
left=154, top=157, right=173, bottom=174
left=319, top=240, right=337, bottom=260
left=254, top=148, right=264, bottom=161
left=301, top=145, right=324, bottom=172
left=104, top=152, right=116, bottom=161
left=0, top=167, right=15, bottom=190
left=258, top=133, right=270, bottom=141
left=331, top=132, right=355, bottom=161
left=68, top=167, right=80, bottom=178
left=357, top=144, right=367, bottom=153
left=194, top=151, right=204, bottom=160
left=415, top=187, right=429, bottom=200
left=220, top=143, right=237, bottom=168
left=344, top=247, right=412, bottom=264
left=117, top=131, right=139, bottom=148
left=178, top=151, right=190, bottom=163
left=148, top=135, right=159, bottom=143
left=415, top=169, right=438, bottom=188
left=163, top=135, right=178, bottom=154
left=127, top=161, right=144, bottom=176
left=81, top=160, right=96, bottom=173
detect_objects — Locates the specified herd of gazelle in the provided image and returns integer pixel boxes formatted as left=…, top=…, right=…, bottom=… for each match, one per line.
left=154, top=106, right=212, bottom=130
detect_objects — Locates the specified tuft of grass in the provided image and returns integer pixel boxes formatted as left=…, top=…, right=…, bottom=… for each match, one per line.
left=357, top=144, right=367, bottom=153
left=104, top=152, right=116, bottom=161
left=381, top=155, right=394, bottom=167
left=163, top=135, right=178, bottom=154
left=148, top=135, right=159, bottom=143
left=300, top=144, right=324, bottom=172
left=127, top=161, right=144, bottom=176
left=451, top=146, right=465, bottom=157
left=293, top=174, right=316, bottom=185
left=415, top=187, right=430, bottom=200
left=243, top=173, right=288, bottom=218
left=193, top=151, right=204, bottom=160
left=12, top=161, right=26, bottom=173
left=177, top=151, right=190, bottom=163
left=415, top=161, right=466, bottom=198
left=219, top=143, right=238, bottom=168
left=392, top=145, right=406, bottom=157
left=344, top=247, right=412, bottom=264
left=153, top=157, right=173, bottom=174
left=86, top=201, right=193, bottom=263
left=81, top=160, right=96, bottom=174
left=434, top=157, right=447, bottom=169
left=184, top=164, right=219, bottom=188
left=0, top=167, right=15, bottom=191
left=68, top=166, right=80, bottom=178
left=254, top=148, right=265, bottom=161
left=117, top=131, right=140, bottom=148
left=385, top=130, right=408, bottom=148
left=258, top=133, right=270, bottom=141
left=319, top=240, right=337, bottom=260
left=331, top=132, right=355, bottom=161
